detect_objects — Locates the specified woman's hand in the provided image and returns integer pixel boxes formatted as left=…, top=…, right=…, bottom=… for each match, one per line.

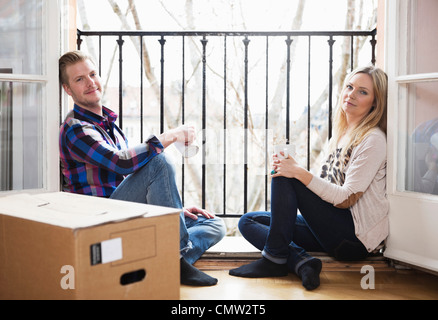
left=271, top=153, right=313, bottom=186
left=271, top=153, right=299, bottom=179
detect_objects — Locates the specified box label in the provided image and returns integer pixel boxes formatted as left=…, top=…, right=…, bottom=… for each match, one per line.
left=90, top=238, right=123, bottom=266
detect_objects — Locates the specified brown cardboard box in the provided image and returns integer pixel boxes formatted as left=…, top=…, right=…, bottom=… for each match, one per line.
left=0, top=192, right=180, bottom=300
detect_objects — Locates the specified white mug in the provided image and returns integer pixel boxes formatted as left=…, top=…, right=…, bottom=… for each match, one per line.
left=274, top=144, right=295, bottom=159
left=175, top=141, right=199, bottom=158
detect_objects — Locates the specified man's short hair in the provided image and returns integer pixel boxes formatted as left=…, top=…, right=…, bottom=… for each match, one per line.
left=59, top=50, right=95, bottom=85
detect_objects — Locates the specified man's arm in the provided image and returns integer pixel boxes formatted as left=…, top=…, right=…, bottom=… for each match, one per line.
left=62, top=120, right=163, bottom=175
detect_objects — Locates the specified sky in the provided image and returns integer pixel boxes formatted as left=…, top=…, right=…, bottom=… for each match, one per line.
left=79, top=0, right=376, bottom=32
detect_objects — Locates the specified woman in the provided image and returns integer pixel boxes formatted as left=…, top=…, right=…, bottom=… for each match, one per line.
left=229, top=66, right=389, bottom=290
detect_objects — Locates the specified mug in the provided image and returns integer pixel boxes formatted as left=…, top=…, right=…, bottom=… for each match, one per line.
left=274, top=144, right=295, bottom=159
left=175, top=141, right=199, bottom=158
left=271, top=144, right=295, bottom=175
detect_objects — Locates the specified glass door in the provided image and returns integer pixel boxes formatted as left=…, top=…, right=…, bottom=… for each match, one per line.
left=385, top=0, right=438, bottom=272
left=0, top=0, right=61, bottom=192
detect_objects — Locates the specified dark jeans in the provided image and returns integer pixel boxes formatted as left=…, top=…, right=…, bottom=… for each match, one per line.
left=238, top=177, right=368, bottom=274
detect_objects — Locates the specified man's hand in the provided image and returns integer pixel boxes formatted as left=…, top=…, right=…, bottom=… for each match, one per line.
left=158, top=125, right=195, bottom=149
left=183, top=206, right=215, bottom=220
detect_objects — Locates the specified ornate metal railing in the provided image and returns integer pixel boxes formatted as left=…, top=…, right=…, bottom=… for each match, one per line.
left=77, top=29, right=377, bottom=217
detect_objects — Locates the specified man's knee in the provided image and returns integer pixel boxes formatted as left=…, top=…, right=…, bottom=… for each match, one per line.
left=148, top=152, right=177, bottom=177
left=208, top=217, right=227, bottom=241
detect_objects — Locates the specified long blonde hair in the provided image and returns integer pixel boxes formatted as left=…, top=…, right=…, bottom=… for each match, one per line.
left=328, top=65, right=388, bottom=158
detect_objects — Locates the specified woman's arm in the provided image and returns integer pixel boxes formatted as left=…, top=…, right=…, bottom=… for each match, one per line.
left=272, top=129, right=387, bottom=208
left=307, top=130, right=387, bottom=208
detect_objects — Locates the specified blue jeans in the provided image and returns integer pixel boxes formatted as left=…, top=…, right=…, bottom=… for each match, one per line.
left=239, top=177, right=368, bottom=274
left=110, top=153, right=226, bottom=264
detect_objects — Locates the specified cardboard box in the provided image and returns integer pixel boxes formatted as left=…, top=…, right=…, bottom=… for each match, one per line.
left=0, top=192, right=180, bottom=300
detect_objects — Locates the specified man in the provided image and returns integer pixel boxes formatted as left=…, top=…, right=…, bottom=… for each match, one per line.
left=59, top=51, right=225, bottom=286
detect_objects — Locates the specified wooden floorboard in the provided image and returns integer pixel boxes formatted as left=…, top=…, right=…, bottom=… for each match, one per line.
left=182, top=262, right=438, bottom=300
left=194, top=255, right=393, bottom=272
left=182, top=237, right=438, bottom=300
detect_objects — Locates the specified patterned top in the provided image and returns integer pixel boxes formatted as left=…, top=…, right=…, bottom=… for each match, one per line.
left=59, top=104, right=163, bottom=197
left=320, top=147, right=353, bottom=186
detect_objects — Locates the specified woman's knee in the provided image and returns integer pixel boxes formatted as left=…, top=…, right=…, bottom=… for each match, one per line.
left=271, top=177, right=298, bottom=200
left=271, top=176, right=290, bottom=188
left=238, top=212, right=270, bottom=237
left=238, top=213, right=253, bottom=235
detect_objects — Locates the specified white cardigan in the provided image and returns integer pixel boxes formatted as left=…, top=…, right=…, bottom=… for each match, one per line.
left=307, top=128, right=389, bottom=252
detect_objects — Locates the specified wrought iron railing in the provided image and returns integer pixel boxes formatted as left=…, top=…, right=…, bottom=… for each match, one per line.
left=76, top=29, right=377, bottom=217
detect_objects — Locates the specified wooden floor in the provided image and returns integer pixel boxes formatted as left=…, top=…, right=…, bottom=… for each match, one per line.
left=180, top=237, right=438, bottom=300
left=182, top=263, right=438, bottom=300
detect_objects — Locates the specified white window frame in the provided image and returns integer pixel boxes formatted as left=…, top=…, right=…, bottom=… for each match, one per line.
left=386, top=0, right=438, bottom=201
left=0, top=0, right=66, bottom=194
left=385, top=0, right=438, bottom=273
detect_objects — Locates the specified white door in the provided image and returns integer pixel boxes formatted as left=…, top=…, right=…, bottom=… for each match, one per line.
left=385, top=0, right=438, bottom=272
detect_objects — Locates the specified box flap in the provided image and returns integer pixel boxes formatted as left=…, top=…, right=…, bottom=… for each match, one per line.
left=0, top=192, right=178, bottom=229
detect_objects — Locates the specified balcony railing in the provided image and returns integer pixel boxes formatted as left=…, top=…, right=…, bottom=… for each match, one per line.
left=76, top=29, right=377, bottom=218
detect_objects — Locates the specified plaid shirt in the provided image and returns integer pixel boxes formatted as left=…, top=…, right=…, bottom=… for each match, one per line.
left=59, top=104, right=163, bottom=197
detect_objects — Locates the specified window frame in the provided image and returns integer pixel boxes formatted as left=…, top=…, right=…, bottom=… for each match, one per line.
left=386, top=0, right=438, bottom=201
left=384, top=0, right=438, bottom=273
left=0, top=0, right=65, bottom=194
